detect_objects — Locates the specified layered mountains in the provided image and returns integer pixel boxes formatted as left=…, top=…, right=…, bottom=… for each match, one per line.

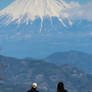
left=0, top=51, right=92, bottom=92
left=45, top=51, right=92, bottom=73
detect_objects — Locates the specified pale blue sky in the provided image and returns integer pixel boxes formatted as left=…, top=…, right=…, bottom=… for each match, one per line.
left=0, top=0, right=14, bottom=10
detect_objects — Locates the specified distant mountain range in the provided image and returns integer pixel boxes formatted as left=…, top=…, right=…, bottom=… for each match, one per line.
left=45, top=51, right=92, bottom=73
left=0, top=54, right=92, bottom=92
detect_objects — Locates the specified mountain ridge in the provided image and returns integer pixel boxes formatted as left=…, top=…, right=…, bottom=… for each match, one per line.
left=0, top=55, right=92, bottom=92
left=45, top=50, right=92, bottom=73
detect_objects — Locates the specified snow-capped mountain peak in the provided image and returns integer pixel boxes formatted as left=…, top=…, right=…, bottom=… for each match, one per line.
left=0, top=0, right=72, bottom=30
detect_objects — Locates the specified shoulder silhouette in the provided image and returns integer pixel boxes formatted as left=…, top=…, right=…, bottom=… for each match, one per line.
left=64, top=89, right=68, bottom=92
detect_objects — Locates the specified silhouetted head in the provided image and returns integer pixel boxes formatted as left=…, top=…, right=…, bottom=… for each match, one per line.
left=57, top=82, right=64, bottom=92
left=32, top=83, right=38, bottom=89
left=57, top=82, right=64, bottom=89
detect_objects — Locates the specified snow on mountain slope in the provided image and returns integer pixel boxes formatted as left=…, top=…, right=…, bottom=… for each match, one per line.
left=0, top=0, right=73, bottom=30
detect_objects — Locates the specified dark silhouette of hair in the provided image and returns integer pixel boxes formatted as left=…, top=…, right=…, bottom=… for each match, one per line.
left=57, top=82, right=68, bottom=92
left=57, top=82, right=64, bottom=92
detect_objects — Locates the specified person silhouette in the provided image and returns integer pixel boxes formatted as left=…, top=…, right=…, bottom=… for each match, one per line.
left=57, top=82, right=68, bottom=92
left=27, top=83, right=39, bottom=92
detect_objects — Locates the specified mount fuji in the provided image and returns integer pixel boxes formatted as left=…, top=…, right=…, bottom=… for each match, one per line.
left=0, top=0, right=92, bottom=58
left=0, top=0, right=91, bottom=32
left=0, top=0, right=73, bottom=30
